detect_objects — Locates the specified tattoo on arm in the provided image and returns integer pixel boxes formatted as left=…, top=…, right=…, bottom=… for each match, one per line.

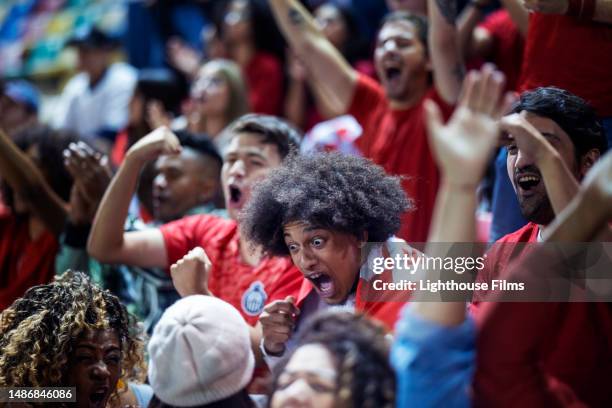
left=435, top=0, right=458, bottom=24
left=288, top=7, right=304, bottom=25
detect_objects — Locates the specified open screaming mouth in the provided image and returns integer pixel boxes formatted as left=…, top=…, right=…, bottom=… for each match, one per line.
left=517, top=174, right=541, bottom=190
left=229, top=185, right=242, bottom=203
left=307, top=272, right=335, bottom=298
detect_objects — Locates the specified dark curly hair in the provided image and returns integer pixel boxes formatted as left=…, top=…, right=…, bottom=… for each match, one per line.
left=241, top=152, right=410, bottom=256
left=0, top=271, right=146, bottom=404
left=268, top=311, right=396, bottom=408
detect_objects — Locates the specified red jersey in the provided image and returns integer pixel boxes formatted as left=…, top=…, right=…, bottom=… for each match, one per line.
left=349, top=74, right=453, bottom=242
left=479, top=10, right=524, bottom=92
left=0, top=214, right=58, bottom=310
left=519, top=14, right=612, bottom=116
left=159, top=214, right=304, bottom=326
left=294, top=277, right=407, bottom=332
left=244, top=52, right=284, bottom=116
left=474, top=222, right=612, bottom=407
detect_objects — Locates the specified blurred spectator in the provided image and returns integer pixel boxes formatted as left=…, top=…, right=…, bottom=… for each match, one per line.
left=268, top=312, right=396, bottom=408
left=0, top=80, right=40, bottom=136
left=284, top=2, right=375, bottom=131
left=222, top=0, right=286, bottom=115
left=505, top=0, right=612, bottom=145
left=183, top=59, right=250, bottom=145
left=0, top=125, right=76, bottom=310
left=148, top=295, right=255, bottom=407
left=126, top=0, right=220, bottom=70
left=52, top=27, right=137, bottom=150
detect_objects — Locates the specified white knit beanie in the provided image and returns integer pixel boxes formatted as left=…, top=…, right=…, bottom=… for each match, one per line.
left=147, top=295, right=255, bottom=406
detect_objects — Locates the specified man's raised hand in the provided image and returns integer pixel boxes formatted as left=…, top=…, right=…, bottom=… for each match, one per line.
left=125, top=126, right=181, bottom=165
left=425, top=64, right=512, bottom=188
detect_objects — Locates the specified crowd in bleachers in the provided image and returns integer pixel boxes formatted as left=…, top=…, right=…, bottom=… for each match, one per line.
left=1, top=0, right=612, bottom=407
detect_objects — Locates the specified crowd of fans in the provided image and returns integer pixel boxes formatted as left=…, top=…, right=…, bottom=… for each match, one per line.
left=1, top=0, right=611, bottom=407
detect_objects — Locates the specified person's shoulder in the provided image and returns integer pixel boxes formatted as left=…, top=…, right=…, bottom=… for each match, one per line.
left=107, top=62, right=137, bottom=83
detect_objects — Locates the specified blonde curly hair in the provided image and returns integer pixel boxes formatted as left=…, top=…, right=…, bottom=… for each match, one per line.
left=0, top=271, right=146, bottom=403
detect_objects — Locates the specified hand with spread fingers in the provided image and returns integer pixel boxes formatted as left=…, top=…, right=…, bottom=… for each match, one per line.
left=64, top=142, right=113, bottom=225
left=425, top=64, right=513, bottom=188
left=259, top=296, right=300, bottom=356
left=170, top=246, right=213, bottom=297
left=125, top=126, right=181, bottom=165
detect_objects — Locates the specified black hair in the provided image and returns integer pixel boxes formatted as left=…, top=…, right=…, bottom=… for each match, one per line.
left=380, top=11, right=428, bottom=54
left=135, top=69, right=188, bottom=117
left=241, top=152, right=410, bottom=256
left=174, top=130, right=223, bottom=169
left=268, top=312, right=395, bottom=408
left=148, top=390, right=254, bottom=408
left=8, top=126, right=77, bottom=203
left=510, top=87, right=607, bottom=159
left=226, top=114, right=302, bottom=159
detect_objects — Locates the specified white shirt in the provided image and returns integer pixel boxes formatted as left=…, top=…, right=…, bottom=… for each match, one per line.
left=53, top=62, right=137, bottom=140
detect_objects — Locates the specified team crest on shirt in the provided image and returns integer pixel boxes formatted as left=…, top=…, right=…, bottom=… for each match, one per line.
left=241, top=281, right=268, bottom=316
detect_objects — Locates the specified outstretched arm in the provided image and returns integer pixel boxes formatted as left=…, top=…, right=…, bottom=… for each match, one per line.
left=87, top=127, right=181, bottom=267
left=269, top=0, right=357, bottom=117
left=428, top=0, right=466, bottom=104
left=0, top=129, right=67, bottom=236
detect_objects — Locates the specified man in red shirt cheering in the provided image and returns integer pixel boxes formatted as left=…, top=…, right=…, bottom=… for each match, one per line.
left=268, top=0, right=465, bottom=242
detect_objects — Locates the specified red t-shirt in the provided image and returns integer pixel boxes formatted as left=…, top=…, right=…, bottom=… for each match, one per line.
left=479, top=9, right=524, bottom=92
left=244, top=52, right=284, bottom=116
left=473, top=222, right=612, bottom=407
left=349, top=74, right=453, bottom=243
left=159, top=214, right=304, bottom=326
left=295, top=272, right=408, bottom=332
left=0, top=214, right=58, bottom=310
left=519, top=14, right=612, bottom=116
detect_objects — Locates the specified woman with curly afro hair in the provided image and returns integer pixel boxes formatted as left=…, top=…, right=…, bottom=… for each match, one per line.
left=241, top=152, right=411, bottom=362
left=268, top=311, right=395, bottom=408
left=0, top=271, right=148, bottom=407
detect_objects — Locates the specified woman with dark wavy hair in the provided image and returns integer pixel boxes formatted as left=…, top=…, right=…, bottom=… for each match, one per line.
left=268, top=311, right=395, bottom=408
left=241, top=152, right=411, bottom=363
left=0, top=271, right=147, bottom=407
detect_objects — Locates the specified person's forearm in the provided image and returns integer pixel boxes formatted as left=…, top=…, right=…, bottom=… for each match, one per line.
left=269, top=0, right=356, bottom=116
left=537, top=148, right=580, bottom=216
left=429, top=0, right=465, bottom=104
left=412, top=181, right=477, bottom=326
left=457, top=3, right=485, bottom=59
left=284, top=78, right=307, bottom=129
left=501, top=0, right=529, bottom=35
left=87, top=155, right=143, bottom=262
left=0, top=129, right=67, bottom=235
left=594, top=0, right=612, bottom=23
left=543, top=189, right=607, bottom=242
